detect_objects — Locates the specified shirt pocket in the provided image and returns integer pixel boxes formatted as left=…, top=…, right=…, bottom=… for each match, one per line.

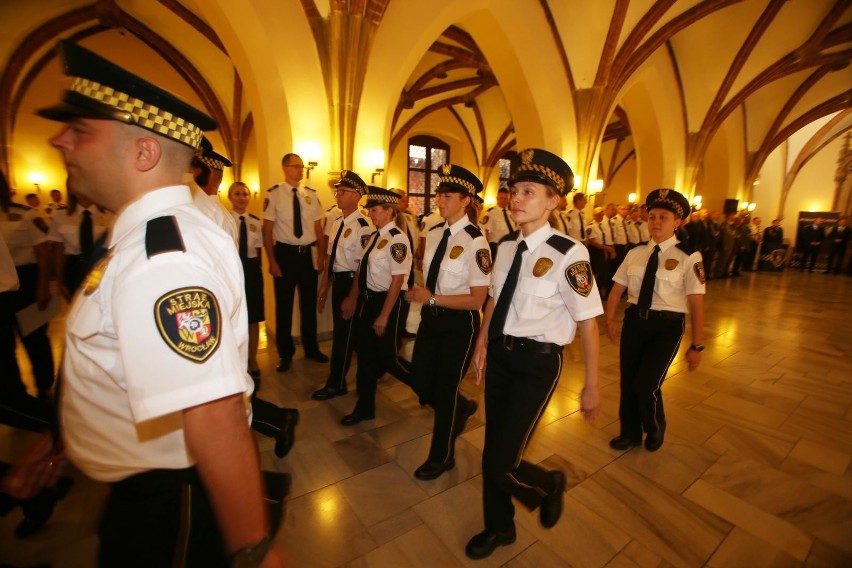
left=626, top=263, right=646, bottom=292
left=440, top=257, right=466, bottom=288
left=517, top=277, right=559, bottom=319
left=656, top=267, right=685, bottom=296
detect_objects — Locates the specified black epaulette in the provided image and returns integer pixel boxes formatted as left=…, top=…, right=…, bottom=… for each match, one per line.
left=249, top=213, right=260, bottom=220
left=146, top=216, right=186, bottom=258
left=498, top=230, right=519, bottom=244
left=464, top=224, right=483, bottom=239
left=388, top=227, right=401, bottom=237
left=326, top=204, right=337, bottom=212
left=266, top=184, right=278, bottom=192
left=546, top=233, right=575, bottom=254
left=9, top=202, right=30, bottom=210
left=356, top=217, right=369, bottom=227
left=305, top=186, right=317, bottom=192
left=429, top=222, right=445, bottom=232
left=676, top=241, right=696, bottom=255
left=486, top=205, right=495, bottom=211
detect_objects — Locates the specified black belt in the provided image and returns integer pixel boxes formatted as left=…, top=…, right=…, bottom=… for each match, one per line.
left=498, top=334, right=563, bottom=354
left=362, top=288, right=388, bottom=300
left=627, top=305, right=685, bottom=320
left=111, top=467, right=199, bottom=492
left=275, top=241, right=315, bottom=254
left=423, top=305, right=475, bottom=316
left=333, top=271, right=355, bottom=280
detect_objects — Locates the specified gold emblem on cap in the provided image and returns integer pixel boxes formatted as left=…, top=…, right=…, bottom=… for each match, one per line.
left=377, top=239, right=388, bottom=249
left=449, top=246, right=464, bottom=259
left=533, top=257, right=553, bottom=277
left=521, top=149, right=534, bottom=165
left=442, top=164, right=452, bottom=175
left=659, top=189, right=669, bottom=200
left=665, top=259, right=679, bottom=270
left=344, top=228, right=352, bottom=238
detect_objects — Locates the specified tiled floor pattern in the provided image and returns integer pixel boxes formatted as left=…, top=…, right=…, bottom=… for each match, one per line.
left=2, top=270, right=851, bottom=567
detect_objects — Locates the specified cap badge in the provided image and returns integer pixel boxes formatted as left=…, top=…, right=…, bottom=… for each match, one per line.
left=442, top=164, right=452, bottom=175
left=521, top=149, right=534, bottom=165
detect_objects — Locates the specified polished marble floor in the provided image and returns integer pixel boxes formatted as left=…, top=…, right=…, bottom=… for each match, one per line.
left=2, top=269, right=851, bottom=567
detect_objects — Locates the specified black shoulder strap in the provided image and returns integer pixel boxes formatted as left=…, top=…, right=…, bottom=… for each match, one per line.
left=429, top=222, right=446, bottom=232
left=356, top=217, right=369, bottom=227
left=464, top=224, right=483, bottom=239
left=546, top=233, right=574, bottom=254
left=266, top=184, right=278, bottom=192
left=146, top=216, right=186, bottom=258
left=388, top=227, right=401, bottom=237
left=249, top=213, right=260, bottom=220
left=675, top=241, right=695, bottom=255
left=498, top=230, right=519, bottom=244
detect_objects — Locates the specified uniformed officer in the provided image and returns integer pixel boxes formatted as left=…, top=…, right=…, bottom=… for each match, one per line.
left=467, top=149, right=603, bottom=560
left=405, top=165, right=490, bottom=480
left=564, top=192, right=588, bottom=242
left=46, top=193, right=110, bottom=299
left=390, top=187, right=420, bottom=339
left=605, top=188, right=705, bottom=453
left=0, top=178, right=54, bottom=401
left=35, top=41, right=283, bottom=566
left=482, top=186, right=515, bottom=258
left=340, top=186, right=412, bottom=426
left=192, top=136, right=238, bottom=243
left=263, top=153, right=328, bottom=372
left=312, top=171, right=373, bottom=400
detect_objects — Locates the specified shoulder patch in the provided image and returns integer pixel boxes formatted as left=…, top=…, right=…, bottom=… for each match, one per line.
left=546, top=233, right=575, bottom=254
left=464, top=224, right=483, bottom=239
left=390, top=242, right=408, bottom=263
left=476, top=249, right=492, bottom=274
left=356, top=217, right=369, bottom=227
left=146, top=216, right=186, bottom=259
left=498, top=230, right=519, bottom=244
left=694, top=261, right=706, bottom=284
left=429, top=222, right=445, bottom=232
left=565, top=261, right=594, bottom=297
left=249, top=213, right=260, bottom=220
left=388, top=227, right=401, bottom=237
left=154, top=287, right=221, bottom=363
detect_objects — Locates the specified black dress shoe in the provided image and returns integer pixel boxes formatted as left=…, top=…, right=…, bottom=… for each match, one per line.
left=16, top=477, right=74, bottom=539
left=276, top=358, right=292, bottom=372
left=452, top=399, right=478, bottom=439
left=341, top=410, right=374, bottom=426
left=413, top=458, right=455, bottom=481
left=274, top=408, right=300, bottom=458
left=305, top=351, right=330, bottom=363
left=312, top=386, right=347, bottom=401
left=645, top=430, right=665, bottom=452
left=539, top=470, right=566, bottom=528
left=465, top=528, right=516, bottom=560
left=609, top=436, right=642, bottom=450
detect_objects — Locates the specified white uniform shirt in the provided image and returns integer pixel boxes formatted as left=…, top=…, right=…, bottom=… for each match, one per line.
left=613, top=235, right=706, bottom=313
left=586, top=221, right=604, bottom=244
left=263, top=182, right=323, bottom=245
left=420, top=210, right=444, bottom=234
left=482, top=205, right=515, bottom=244
left=633, top=219, right=650, bottom=242
left=46, top=205, right=111, bottom=255
left=565, top=208, right=587, bottom=241
left=423, top=217, right=492, bottom=296
left=230, top=211, right=263, bottom=259
left=193, top=189, right=238, bottom=244
left=625, top=220, right=642, bottom=246
left=61, top=185, right=251, bottom=482
left=491, top=224, right=603, bottom=345
left=323, top=204, right=342, bottom=238
left=0, top=205, right=46, bottom=265
left=358, top=223, right=411, bottom=292
left=0, top=231, right=19, bottom=292
left=609, top=214, right=628, bottom=245
left=327, top=211, right=373, bottom=273
left=400, top=210, right=420, bottom=250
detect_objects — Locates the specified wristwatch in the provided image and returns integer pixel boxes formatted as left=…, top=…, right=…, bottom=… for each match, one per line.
left=427, top=295, right=436, bottom=307
left=231, top=535, right=270, bottom=568
left=689, top=343, right=705, bottom=352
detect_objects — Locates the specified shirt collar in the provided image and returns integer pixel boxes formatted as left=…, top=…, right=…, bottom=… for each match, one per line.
left=648, top=234, right=678, bottom=252
left=378, top=222, right=396, bottom=236
left=518, top=222, right=553, bottom=252
left=447, top=216, right=470, bottom=236
left=343, top=210, right=361, bottom=225
left=110, top=185, right=192, bottom=248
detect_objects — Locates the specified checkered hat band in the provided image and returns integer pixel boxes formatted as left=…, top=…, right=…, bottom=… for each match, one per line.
left=199, top=155, right=227, bottom=171
left=366, top=195, right=399, bottom=205
left=516, top=163, right=564, bottom=192
left=440, top=175, right=476, bottom=193
left=70, top=77, right=203, bottom=148
left=651, top=197, right=684, bottom=218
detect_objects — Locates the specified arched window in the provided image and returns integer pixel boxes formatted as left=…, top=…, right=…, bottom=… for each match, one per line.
left=407, top=135, right=449, bottom=216
left=497, top=150, right=517, bottom=189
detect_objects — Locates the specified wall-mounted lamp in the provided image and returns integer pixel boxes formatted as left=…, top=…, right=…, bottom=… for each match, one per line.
left=306, top=161, right=318, bottom=179
left=371, top=168, right=385, bottom=184
left=740, top=201, right=750, bottom=211
left=574, top=176, right=582, bottom=190
left=591, top=179, right=604, bottom=194
left=28, top=172, right=44, bottom=193
left=692, top=195, right=703, bottom=207
left=628, top=192, right=637, bottom=204
left=747, top=202, right=756, bottom=212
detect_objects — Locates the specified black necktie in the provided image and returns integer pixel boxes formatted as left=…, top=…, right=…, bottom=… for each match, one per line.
left=488, top=240, right=528, bottom=343
left=358, top=232, right=379, bottom=292
left=560, top=214, right=568, bottom=233
left=503, top=208, right=513, bottom=232
left=292, top=187, right=303, bottom=238
left=328, top=219, right=345, bottom=276
left=638, top=245, right=660, bottom=310
left=238, top=216, right=248, bottom=261
left=426, top=227, right=451, bottom=292
left=579, top=213, right=585, bottom=239
left=80, top=209, right=93, bottom=259
left=404, top=221, right=415, bottom=287
left=608, top=219, right=615, bottom=242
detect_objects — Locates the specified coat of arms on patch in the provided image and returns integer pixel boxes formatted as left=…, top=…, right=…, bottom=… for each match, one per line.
left=476, top=249, right=492, bottom=274
left=565, top=261, right=594, bottom=297
left=694, top=261, right=706, bottom=284
left=155, top=287, right=221, bottom=363
left=391, top=243, right=407, bottom=263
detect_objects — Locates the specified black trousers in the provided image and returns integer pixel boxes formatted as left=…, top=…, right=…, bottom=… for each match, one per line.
left=1, top=264, right=54, bottom=394
left=801, top=245, right=821, bottom=271
left=99, top=468, right=227, bottom=568
left=272, top=243, right=320, bottom=359
left=826, top=246, right=846, bottom=274
left=617, top=306, right=685, bottom=440
left=352, top=292, right=410, bottom=416
left=410, top=307, right=479, bottom=463
left=323, top=274, right=357, bottom=391
left=482, top=341, right=562, bottom=532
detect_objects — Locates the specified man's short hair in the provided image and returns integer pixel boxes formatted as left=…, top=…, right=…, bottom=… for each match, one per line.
left=497, top=187, right=509, bottom=194
left=572, top=192, right=586, bottom=205
left=281, top=153, right=300, bottom=166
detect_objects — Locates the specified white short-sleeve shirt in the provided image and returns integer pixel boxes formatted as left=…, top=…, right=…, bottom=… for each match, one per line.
left=263, top=182, right=324, bottom=245
left=46, top=205, right=111, bottom=255
left=327, top=211, right=373, bottom=273
left=358, top=223, right=412, bottom=292
left=423, top=217, right=491, bottom=295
